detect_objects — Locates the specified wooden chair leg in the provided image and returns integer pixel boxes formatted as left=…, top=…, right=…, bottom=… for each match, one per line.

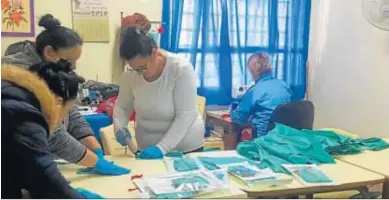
left=305, top=194, right=314, bottom=199
left=383, top=181, right=389, bottom=199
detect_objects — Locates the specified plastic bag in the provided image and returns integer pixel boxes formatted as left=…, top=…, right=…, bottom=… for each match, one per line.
left=137, top=171, right=225, bottom=199
left=283, top=164, right=336, bottom=186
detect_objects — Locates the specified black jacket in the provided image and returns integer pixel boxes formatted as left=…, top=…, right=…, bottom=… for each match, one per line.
left=1, top=65, right=84, bottom=199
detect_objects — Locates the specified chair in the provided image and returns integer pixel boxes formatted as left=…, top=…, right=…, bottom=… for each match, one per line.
left=268, top=100, right=315, bottom=131
left=197, top=95, right=225, bottom=150
left=196, top=95, right=206, bottom=120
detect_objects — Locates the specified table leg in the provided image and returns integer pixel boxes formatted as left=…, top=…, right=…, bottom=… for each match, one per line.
left=383, top=180, right=389, bottom=199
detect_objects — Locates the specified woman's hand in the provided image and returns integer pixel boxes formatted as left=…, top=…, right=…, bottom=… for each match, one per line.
left=93, top=159, right=131, bottom=175
left=76, top=188, right=104, bottom=199
left=115, top=128, right=132, bottom=146
left=138, top=146, right=163, bottom=159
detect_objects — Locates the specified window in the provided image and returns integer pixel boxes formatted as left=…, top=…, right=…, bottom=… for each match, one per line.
left=175, top=0, right=291, bottom=89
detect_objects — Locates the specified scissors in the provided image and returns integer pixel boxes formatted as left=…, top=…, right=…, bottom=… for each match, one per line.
left=124, top=147, right=141, bottom=157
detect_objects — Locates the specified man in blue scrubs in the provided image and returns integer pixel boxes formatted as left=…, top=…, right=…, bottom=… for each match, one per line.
left=230, top=52, right=292, bottom=137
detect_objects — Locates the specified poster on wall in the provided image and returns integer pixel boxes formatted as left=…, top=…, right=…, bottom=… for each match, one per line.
left=1, top=0, right=35, bottom=37
left=71, top=0, right=110, bottom=42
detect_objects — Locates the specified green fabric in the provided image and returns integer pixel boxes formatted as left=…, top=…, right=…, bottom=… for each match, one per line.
left=135, top=151, right=184, bottom=160
left=173, top=158, right=200, bottom=172
left=197, top=156, right=247, bottom=170
left=203, top=147, right=221, bottom=152
left=172, top=175, right=209, bottom=186
left=154, top=191, right=198, bottom=199
left=354, top=137, right=389, bottom=151
left=236, top=123, right=389, bottom=174
left=228, top=165, right=257, bottom=177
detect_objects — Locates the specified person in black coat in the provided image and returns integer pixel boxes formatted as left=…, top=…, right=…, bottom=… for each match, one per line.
left=1, top=61, right=102, bottom=199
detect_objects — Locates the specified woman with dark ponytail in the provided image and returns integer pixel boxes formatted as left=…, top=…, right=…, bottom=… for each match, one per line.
left=2, top=14, right=130, bottom=176
left=1, top=61, right=102, bottom=198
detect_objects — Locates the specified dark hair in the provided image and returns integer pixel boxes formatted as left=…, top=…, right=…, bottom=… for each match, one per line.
left=120, top=26, right=157, bottom=60
left=29, top=60, right=85, bottom=104
left=36, top=14, right=83, bottom=57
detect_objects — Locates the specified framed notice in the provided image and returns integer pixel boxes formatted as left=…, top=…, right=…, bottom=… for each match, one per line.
left=1, top=0, right=35, bottom=37
left=71, top=0, right=110, bottom=42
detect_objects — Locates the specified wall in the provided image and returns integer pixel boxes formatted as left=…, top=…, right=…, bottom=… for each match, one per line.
left=1, top=0, right=162, bottom=83
left=308, top=0, right=389, bottom=137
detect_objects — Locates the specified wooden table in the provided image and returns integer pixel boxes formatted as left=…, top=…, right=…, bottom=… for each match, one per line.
left=188, top=151, right=386, bottom=198
left=335, top=138, right=389, bottom=198
left=58, top=155, right=247, bottom=199
left=206, top=110, right=242, bottom=150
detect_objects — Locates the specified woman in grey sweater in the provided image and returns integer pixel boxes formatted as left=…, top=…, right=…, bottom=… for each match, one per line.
left=2, top=14, right=129, bottom=175
left=114, top=26, right=204, bottom=159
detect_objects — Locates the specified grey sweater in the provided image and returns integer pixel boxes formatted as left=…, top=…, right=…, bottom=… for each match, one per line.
left=113, top=52, right=204, bottom=154
left=2, top=41, right=93, bottom=163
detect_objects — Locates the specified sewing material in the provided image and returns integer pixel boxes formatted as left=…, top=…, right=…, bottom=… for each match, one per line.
left=131, top=174, right=144, bottom=180
left=211, top=169, right=230, bottom=185
left=197, top=156, right=248, bottom=170
left=128, top=174, right=144, bottom=192
left=133, top=171, right=225, bottom=199
left=165, top=157, right=202, bottom=173
left=237, top=123, right=389, bottom=174
left=283, top=164, right=336, bottom=186
left=222, top=162, right=292, bottom=187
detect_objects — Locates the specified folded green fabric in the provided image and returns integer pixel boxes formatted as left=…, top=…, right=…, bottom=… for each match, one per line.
left=198, top=156, right=247, bottom=170
left=173, top=158, right=200, bottom=172
left=203, top=147, right=221, bottom=152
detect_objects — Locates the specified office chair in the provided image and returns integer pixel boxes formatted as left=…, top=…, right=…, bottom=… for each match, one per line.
left=267, top=100, right=315, bottom=131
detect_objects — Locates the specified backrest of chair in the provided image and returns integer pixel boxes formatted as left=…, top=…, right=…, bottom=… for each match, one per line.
left=100, top=122, right=137, bottom=156
left=268, top=100, right=315, bottom=130
left=197, top=95, right=207, bottom=120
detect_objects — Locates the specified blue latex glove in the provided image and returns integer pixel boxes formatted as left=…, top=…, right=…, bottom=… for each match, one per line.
left=76, top=188, right=104, bottom=199
left=94, top=148, right=104, bottom=159
left=139, top=146, right=163, bottom=159
left=115, top=128, right=131, bottom=146
left=229, top=101, right=239, bottom=113
left=94, top=158, right=131, bottom=175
